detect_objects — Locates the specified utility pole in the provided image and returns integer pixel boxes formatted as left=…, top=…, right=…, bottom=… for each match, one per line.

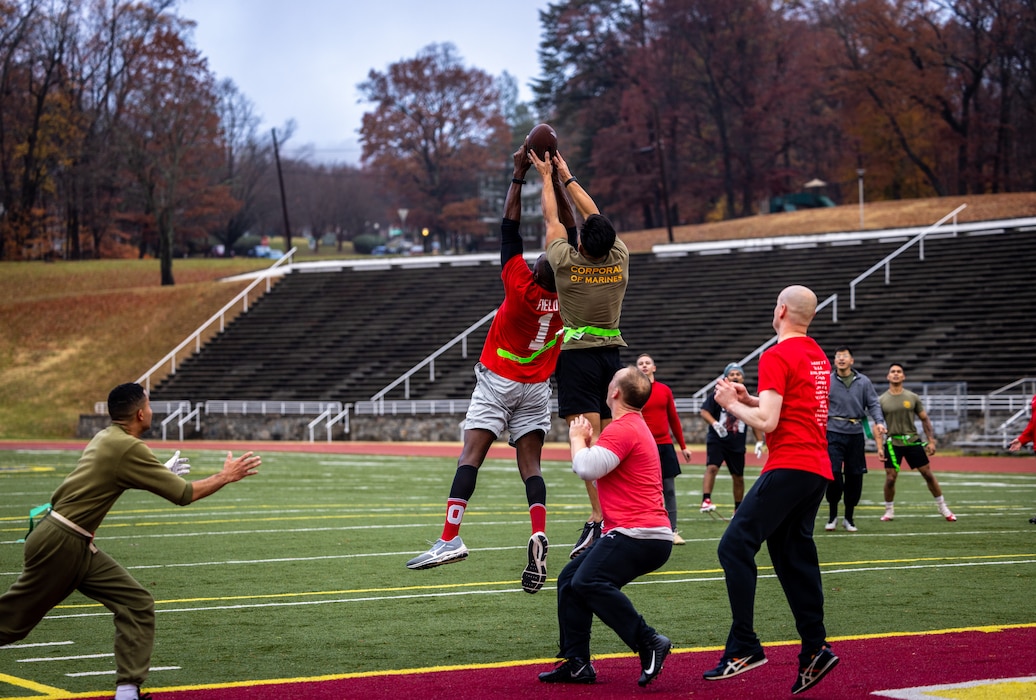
left=272, top=128, right=292, bottom=252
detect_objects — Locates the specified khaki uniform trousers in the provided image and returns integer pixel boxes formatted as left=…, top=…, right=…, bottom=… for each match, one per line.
left=0, top=515, right=155, bottom=686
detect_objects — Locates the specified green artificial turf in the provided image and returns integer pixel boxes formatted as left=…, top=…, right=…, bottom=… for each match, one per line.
left=1, top=447, right=1033, bottom=696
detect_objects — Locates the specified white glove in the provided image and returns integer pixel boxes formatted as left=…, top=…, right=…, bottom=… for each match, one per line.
left=164, top=450, right=190, bottom=476
left=755, top=441, right=764, bottom=458
left=711, top=422, right=728, bottom=438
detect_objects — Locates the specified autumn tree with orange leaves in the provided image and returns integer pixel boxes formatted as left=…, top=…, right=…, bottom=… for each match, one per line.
left=358, top=43, right=510, bottom=247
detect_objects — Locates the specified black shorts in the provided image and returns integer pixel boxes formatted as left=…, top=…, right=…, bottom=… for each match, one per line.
left=706, top=443, right=746, bottom=476
left=884, top=443, right=929, bottom=471
left=555, top=347, right=624, bottom=419
left=827, top=431, right=868, bottom=475
left=658, top=443, right=682, bottom=479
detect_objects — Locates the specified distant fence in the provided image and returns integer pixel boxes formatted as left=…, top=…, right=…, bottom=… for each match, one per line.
left=86, top=379, right=1031, bottom=448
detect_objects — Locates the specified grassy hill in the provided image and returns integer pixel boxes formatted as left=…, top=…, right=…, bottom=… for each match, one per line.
left=2, top=193, right=1033, bottom=439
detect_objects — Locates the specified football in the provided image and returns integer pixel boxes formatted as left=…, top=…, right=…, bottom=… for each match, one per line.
left=526, top=123, right=558, bottom=159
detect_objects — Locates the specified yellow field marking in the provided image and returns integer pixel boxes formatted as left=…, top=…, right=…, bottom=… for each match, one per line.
left=651, top=552, right=1036, bottom=577
left=823, top=553, right=1036, bottom=566
left=46, top=553, right=1035, bottom=610
left=0, top=672, right=67, bottom=696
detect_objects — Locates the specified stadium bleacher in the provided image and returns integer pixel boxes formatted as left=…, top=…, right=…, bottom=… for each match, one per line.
left=150, top=227, right=1036, bottom=408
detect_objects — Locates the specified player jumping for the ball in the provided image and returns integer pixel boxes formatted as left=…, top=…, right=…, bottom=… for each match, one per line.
left=529, top=145, right=630, bottom=560
left=406, top=141, right=574, bottom=595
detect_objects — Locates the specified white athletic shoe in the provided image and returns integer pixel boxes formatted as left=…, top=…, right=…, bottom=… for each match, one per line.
left=842, top=517, right=858, bottom=532
left=880, top=508, right=894, bottom=522
left=700, top=498, right=716, bottom=513
left=939, top=506, right=957, bottom=522
left=824, top=518, right=837, bottom=531
left=406, top=536, right=469, bottom=570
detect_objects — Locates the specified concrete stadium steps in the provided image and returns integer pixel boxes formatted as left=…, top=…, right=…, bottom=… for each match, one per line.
left=150, top=229, right=1036, bottom=404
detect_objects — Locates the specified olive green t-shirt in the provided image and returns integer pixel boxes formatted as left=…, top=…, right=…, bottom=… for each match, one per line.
left=879, top=389, right=925, bottom=446
left=50, top=424, right=193, bottom=532
left=546, top=236, right=629, bottom=350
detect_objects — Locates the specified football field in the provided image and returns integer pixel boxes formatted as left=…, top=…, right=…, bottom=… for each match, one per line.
left=1, top=443, right=1034, bottom=698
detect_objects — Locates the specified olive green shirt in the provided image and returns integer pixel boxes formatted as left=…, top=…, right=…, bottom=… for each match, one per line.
left=547, top=236, right=629, bottom=350
left=50, top=424, right=193, bottom=532
left=879, top=389, right=925, bottom=447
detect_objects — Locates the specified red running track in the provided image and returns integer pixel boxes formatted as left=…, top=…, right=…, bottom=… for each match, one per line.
left=69, top=625, right=1036, bottom=700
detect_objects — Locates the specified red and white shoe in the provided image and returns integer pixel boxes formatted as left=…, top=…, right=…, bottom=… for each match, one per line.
left=940, top=507, right=957, bottom=522
left=880, top=508, right=894, bottom=522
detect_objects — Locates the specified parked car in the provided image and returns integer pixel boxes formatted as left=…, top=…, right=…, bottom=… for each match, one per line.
left=247, top=245, right=283, bottom=259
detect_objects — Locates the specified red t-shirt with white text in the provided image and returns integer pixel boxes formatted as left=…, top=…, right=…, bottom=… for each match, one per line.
left=757, top=336, right=832, bottom=478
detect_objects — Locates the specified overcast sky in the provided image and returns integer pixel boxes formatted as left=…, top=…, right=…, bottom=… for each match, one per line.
left=182, top=0, right=553, bottom=165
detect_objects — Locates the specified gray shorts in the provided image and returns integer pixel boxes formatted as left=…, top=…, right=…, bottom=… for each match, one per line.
left=463, top=363, right=553, bottom=446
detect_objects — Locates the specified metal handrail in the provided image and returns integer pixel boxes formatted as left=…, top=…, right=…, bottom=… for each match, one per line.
left=159, top=407, right=183, bottom=440
left=204, top=400, right=342, bottom=416
left=307, top=405, right=352, bottom=442
left=158, top=404, right=201, bottom=441
left=989, top=377, right=1036, bottom=396
left=135, top=248, right=297, bottom=391
left=692, top=294, right=838, bottom=399
left=95, top=400, right=190, bottom=415
left=850, top=205, right=966, bottom=309
left=369, top=309, right=497, bottom=404
left=352, top=391, right=1026, bottom=420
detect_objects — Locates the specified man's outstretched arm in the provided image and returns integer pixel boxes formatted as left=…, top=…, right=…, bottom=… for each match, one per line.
left=553, top=151, right=599, bottom=219
left=530, top=149, right=567, bottom=246
left=501, top=145, right=531, bottom=265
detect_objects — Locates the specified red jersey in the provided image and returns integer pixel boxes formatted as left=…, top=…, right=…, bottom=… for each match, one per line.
left=1018, top=395, right=1036, bottom=446
left=594, top=413, right=671, bottom=532
left=757, top=336, right=832, bottom=478
left=641, top=381, right=687, bottom=449
left=479, top=255, right=562, bottom=383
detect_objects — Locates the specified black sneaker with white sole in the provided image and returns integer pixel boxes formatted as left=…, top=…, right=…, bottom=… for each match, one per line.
left=538, top=657, right=596, bottom=684
left=637, top=633, right=672, bottom=687
left=569, top=520, right=601, bottom=559
left=791, top=645, right=839, bottom=694
left=702, top=651, right=768, bottom=680
left=521, top=532, right=548, bottom=594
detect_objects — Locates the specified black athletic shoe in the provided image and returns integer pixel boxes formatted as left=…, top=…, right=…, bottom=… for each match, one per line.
left=569, top=521, right=601, bottom=559
left=703, top=651, right=768, bottom=680
left=638, top=633, right=672, bottom=687
left=791, top=645, right=839, bottom=694
left=538, top=657, right=597, bottom=684
left=521, top=531, right=548, bottom=594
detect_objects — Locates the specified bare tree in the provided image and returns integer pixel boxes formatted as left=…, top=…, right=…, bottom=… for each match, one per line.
left=121, top=16, right=230, bottom=283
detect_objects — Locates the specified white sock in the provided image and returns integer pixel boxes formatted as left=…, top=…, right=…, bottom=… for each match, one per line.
left=884, top=501, right=894, bottom=509
left=935, top=495, right=946, bottom=505
left=114, top=685, right=139, bottom=700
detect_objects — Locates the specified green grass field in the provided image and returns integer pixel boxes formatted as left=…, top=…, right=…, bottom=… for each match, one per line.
left=1, top=447, right=1034, bottom=697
